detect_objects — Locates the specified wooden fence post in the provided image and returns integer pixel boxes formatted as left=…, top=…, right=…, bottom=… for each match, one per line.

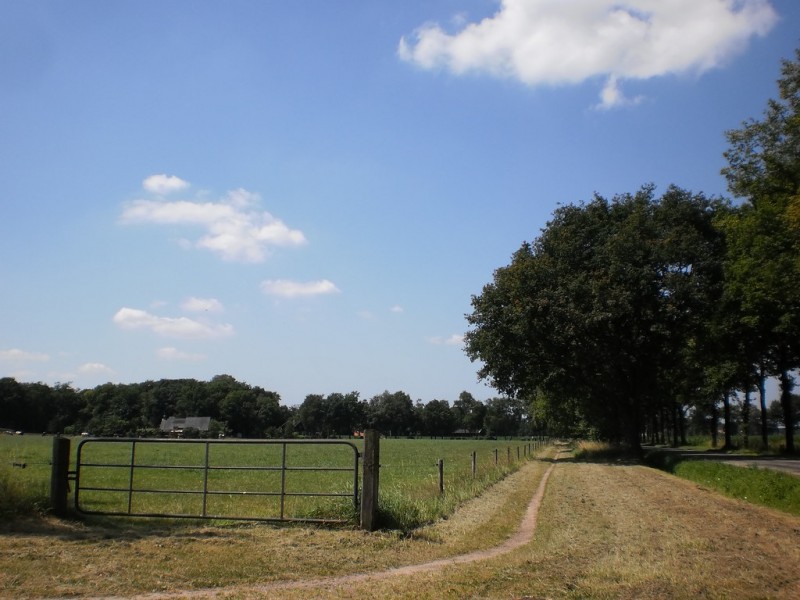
left=471, top=451, right=476, bottom=477
left=360, top=429, right=380, bottom=531
left=50, top=436, right=71, bottom=517
left=437, top=459, right=444, bottom=495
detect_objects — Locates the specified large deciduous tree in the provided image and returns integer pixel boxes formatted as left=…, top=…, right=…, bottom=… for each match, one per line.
left=465, top=185, right=725, bottom=451
left=367, top=390, right=415, bottom=436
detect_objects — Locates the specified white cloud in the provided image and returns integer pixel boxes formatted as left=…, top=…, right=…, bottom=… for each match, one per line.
left=78, top=362, right=114, bottom=375
left=143, top=174, right=190, bottom=195
left=428, top=334, right=465, bottom=347
left=390, top=305, right=404, bottom=314
left=398, top=0, right=778, bottom=108
left=596, top=75, right=644, bottom=110
left=182, top=297, right=224, bottom=313
left=0, top=348, right=49, bottom=362
left=121, top=185, right=306, bottom=262
left=112, top=307, right=234, bottom=339
left=260, top=279, right=340, bottom=298
left=156, top=347, right=206, bottom=361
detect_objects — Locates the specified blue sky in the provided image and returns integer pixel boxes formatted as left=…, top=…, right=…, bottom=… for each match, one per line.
left=1, top=0, right=798, bottom=406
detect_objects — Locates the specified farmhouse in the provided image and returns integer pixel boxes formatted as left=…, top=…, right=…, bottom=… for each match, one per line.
left=159, top=416, right=211, bottom=436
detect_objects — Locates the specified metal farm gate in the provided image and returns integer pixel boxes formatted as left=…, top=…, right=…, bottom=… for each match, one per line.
left=72, top=438, right=361, bottom=524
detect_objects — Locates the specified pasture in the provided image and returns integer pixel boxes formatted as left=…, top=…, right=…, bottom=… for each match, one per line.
left=0, top=434, right=539, bottom=528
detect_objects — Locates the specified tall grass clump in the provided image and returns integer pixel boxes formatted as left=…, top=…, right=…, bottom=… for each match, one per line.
left=0, top=465, right=49, bottom=518
left=0, top=435, right=53, bottom=518
left=573, top=440, right=639, bottom=462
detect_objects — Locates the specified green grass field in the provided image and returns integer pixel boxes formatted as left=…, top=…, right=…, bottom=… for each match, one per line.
left=0, top=434, right=544, bottom=529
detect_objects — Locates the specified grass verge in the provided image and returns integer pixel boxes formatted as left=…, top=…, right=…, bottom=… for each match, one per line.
left=644, top=450, right=800, bottom=516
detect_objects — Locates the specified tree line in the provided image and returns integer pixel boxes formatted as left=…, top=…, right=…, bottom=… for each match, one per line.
left=0, top=375, right=532, bottom=439
left=1, top=373, right=794, bottom=443
left=465, top=49, right=800, bottom=453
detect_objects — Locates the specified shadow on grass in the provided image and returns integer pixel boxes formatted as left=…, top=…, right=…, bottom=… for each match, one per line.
left=0, top=509, right=326, bottom=542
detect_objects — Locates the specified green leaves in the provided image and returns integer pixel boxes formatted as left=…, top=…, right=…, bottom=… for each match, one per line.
left=465, top=186, right=725, bottom=448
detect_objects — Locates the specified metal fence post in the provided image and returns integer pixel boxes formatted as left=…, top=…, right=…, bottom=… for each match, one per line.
left=50, top=436, right=71, bottom=517
left=361, top=429, right=380, bottom=531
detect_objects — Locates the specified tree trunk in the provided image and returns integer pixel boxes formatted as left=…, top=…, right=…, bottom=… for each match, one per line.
left=759, top=364, right=768, bottom=449
left=779, top=369, right=796, bottom=454
left=679, top=404, right=687, bottom=445
left=742, top=389, right=751, bottom=449
left=722, top=391, right=733, bottom=450
left=711, top=398, right=719, bottom=449
left=672, top=402, right=680, bottom=447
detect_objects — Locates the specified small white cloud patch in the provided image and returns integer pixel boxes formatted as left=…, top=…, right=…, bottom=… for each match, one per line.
left=113, top=307, right=234, bottom=339
left=156, top=347, right=206, bottom=361
left=182, top=297, right=224, bottom=313
left=428, top=334, right=465, bottom=346
left=142, top=174, right=189, bottom=195
left=78, top=362, right=114, bottom=375
left=260, top=279, right=340, bottom=298
left=0, top=348, right=50, bottom=362
left=121, top=181, right=306, bottom=263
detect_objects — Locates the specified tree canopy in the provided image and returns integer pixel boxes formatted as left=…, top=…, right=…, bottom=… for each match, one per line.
left=465, top=48, right=800, bottom=453
left=465, top=185, right=726, bottom=451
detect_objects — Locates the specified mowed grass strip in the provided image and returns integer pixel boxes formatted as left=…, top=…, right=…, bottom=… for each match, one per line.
left=262, top=457, right=800, bottom=600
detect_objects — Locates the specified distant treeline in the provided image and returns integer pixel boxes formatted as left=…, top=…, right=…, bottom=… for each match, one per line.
left=0, top=375, right=532, bottom=439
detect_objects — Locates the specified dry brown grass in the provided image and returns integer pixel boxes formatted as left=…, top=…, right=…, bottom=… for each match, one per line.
left=2, top=449, right=799, bottom=599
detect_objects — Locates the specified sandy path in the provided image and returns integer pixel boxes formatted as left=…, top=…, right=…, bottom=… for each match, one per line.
left=86, top=459, right=558, bottom=600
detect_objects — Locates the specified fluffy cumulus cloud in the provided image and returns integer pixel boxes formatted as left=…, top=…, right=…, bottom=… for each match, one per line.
left=112, top=307, right=234, bottom=339
left=0, top=348, right=50, bottom=362
left=121, top=178, right=307, bottom=262
left=260, top=279, right=340, bottom=298
left=398, top=0, right=778, bottom=108
left=156, top=347, right=206, bottom=361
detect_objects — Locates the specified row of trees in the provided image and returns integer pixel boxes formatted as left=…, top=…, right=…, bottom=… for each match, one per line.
left=1, top=374, right=794, bottom=442
left=0, top=375, right=530, bottom=439
left=465, top=50, right=800, bottom=453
